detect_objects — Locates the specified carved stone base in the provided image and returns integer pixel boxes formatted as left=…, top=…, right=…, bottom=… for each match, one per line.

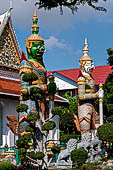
left=56, top=160, right=72, bottom=169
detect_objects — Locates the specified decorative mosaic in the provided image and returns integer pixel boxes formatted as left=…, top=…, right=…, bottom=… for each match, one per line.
left=0, top=25, right=19, bottom=69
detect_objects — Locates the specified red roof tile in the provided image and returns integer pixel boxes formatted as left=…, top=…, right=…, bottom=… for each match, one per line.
left=47, top=65, right=112, bottom=85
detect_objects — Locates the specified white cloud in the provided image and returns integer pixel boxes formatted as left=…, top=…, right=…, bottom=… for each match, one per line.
left=44, top=36, right=71, bottom=49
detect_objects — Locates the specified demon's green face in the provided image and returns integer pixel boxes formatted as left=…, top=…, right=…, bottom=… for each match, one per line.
left=29, top=42, right=45, bottom=61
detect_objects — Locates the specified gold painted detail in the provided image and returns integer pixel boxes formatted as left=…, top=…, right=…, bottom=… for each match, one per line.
left=79, top=117, right=91, bottom=124
left=99, top=99, right=103, bottom=103
left=78, top=95, right=84, bottom=100
left=85, top=89, right=94, bottom=93
left=19, top=65, right=32, bottom=74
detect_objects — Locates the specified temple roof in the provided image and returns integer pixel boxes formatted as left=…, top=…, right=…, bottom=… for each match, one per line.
left=47, top=65, right=113, bottom=85
left=0, top=10, right=21, bottom=71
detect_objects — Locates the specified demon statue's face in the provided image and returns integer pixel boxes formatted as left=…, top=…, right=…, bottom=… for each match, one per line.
left=29, top=41, right=45, bottom=61
left=84, top=61, right=94, bottom=75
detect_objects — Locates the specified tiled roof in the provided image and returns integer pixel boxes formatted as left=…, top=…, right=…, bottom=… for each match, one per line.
left=47, top=65, right=112, bottom=85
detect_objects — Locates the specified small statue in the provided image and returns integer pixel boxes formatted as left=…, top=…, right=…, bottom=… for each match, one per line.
left=73, top=38, right=104, bottom=137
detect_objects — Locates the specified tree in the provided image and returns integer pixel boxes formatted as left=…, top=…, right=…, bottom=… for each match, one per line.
left=103, top=49, right=113, bottom=118
left=15, top=73, right=56, bottom=168
left=52, top=92, right=80, bottom=142
left=25, top=0, right=107, bottom=14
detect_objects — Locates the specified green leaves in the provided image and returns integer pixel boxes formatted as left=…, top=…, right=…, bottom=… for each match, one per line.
left=30, top=87, right=43, bottom=101
left=42, top=120, right=56, bottom=132
left=71, top=148, right=88, bottom=167
left=16, top=104, right=28, bottom=113
left=34, top=0, right=107, bottom=14
left=107, top=48, right=113, bottom=66
left=97, top=123, right=113, bottom=142
left=22, top=72, right=38, bottom=85
left=51, top=145, right=60, bottom=154
left=27, top=111, right=40, bottom=122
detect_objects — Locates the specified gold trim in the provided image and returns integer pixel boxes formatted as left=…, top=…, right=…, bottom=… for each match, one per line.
left=85, top=89, right=94, bottom=93
left=79, top=117, right=91, bottom=124
left=78, top=95, right=84, bottom=100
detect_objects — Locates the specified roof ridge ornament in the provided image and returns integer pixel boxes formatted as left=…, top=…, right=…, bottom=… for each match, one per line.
left=8, top=0, right=13, bottom=13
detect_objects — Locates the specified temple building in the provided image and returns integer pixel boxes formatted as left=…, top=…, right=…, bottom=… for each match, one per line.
left=0, top=6, right=112, bottom=148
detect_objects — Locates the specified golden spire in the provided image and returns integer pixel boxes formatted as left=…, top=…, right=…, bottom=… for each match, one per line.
left=32, top=9, right=38, bottom=22
left=83, top=38, right=88, bottom=56
left=79, top=38, right=92, bottom=64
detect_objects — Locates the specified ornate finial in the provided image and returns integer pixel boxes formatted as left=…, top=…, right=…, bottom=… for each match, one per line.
left=83, top=38, right=88, bottom=56
left=8, top=0, right=13, bottom=12
left=79, top=38, right=92, bottom=64
left=33, top=9, right=38, bottom=22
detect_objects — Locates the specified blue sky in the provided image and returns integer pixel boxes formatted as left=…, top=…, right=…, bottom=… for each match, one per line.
left=0, top=0, right=113, bottom=71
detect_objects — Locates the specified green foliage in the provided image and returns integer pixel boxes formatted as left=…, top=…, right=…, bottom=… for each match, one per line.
left=42, top=120, right=56, bottom=132
left=30, top=87, right=43, bottom=100
left=71, top=148, right=88, bottom=167
left=80, top=163, right=95, bottom=170
left=107, top=48, right=113, bottom=66
left=60, top=134, right=81, bottom=143
left=107, top=115, right=113, bottom=123
left=51, top=145, right=60, bottom=154
left=52, top=93, right=78, bottom=134
left=34, top=0, right=107, bottom=14
left=27, top=151, right=36, bottom=160
left=16, top=134, right=32, bottom=149
left=35, top=151, right=45, bottom=160
left=16, top=104, right=28, bottom=113
left=19, top=148, right=27, bottom=161
left=52, top=106, right=64, bottom=116
left=27, top=151, right=44, bottom=160
left=0, top=162, right=15, bottom=170
left=97, top=123, right=113, bottom=142
left=22, top=72, right=38, bottom=85
left=103, top=49, right=113, bottom=118
left=27, top=111, right=40, bottom=122
left=25, top=125, right=34, bottom=132
left=63, top=92, right=78, bottom=114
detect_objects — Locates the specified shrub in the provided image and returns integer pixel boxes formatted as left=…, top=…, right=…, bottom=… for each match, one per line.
left=0, top=162, right=15, bottom=170
left=16, top=137, right=29, bottom=149
left=27, top=111, right=40, bottom=122
left=71, top=148, right=88, bottom=167
left=26, top=125, right=34, bottom=132
left=107, top=115, right=113, bottom=123
left=42, top=121, right=56, bottom=132
left=22, top=72, right=38, bottom=85
left=51, top=145, right=60, bottom=154
left=35, top=151, right=45, bottom=160
left=97, top=123, right=113, bottom=142
left=16, top=104, right=28, bottom=113
left=30, top=87, right=42, bottom=100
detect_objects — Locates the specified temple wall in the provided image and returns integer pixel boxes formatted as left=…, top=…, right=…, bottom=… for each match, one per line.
left=0, top=96, right=19, bottom=146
